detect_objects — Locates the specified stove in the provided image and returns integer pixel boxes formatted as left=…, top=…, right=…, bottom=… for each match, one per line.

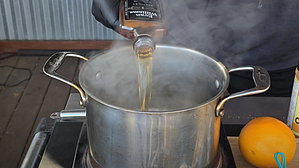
left=21, top=94, right=236, bottom=168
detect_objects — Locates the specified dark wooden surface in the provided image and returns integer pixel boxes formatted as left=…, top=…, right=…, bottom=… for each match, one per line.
left=0, top=52, right=80, bottom=168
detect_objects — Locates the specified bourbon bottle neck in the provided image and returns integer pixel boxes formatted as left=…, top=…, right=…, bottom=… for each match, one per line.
left=133, top=35, right=155, bottom=58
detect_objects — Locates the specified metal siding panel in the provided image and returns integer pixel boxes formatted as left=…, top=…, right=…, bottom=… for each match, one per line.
left=78, top=0, right=87, bottom=40
left=48, top=0, right=56, bottom=39
left=93, top=20, right=98, bottom=39
left=99, top=23, right=103, bottom=39
left=105, top=27, right=111, bottom=40
left=32, top=0, right=43, bottom=40
left=3, top=0, right=15, bottom=39
left=12, top=0, right=25, bottom=39
left=52, top=0, right=62, bottom=39
left=19, top=0, right=27, bottom=39
left=72, top=0, right=79, bottom=39
left=93, top=19, right=100, bottom=39
left=76, top=0, right=84, bottom=40
left=61, top=0, right=71, bottom=39
left=41, top=0, right=52, bottom=40
left=84, top=0, right=91, bottom=39
left=0, top=0, right=124, bottom=40
left=22, top=0, right=34, bottom=40
left=89, top=1, right=95, bottom=39
left=108, top=30, right=112, bottom=39
left=89, top=3, right=96, bottom=40
left=69, top=0, right=77, bottom=39
left=0, top=2, right=7, bottom=40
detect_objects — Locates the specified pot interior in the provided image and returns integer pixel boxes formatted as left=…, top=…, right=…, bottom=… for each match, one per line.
left=79, top=45, right=229, bottom=111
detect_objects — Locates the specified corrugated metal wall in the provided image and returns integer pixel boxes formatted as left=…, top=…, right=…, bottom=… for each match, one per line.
left=0, top=0, right=123, bottom=40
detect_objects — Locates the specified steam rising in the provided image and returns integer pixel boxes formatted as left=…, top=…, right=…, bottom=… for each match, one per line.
left=161, top=0, right=267, bottom=69
left=80, top=46, right=227, bottom=111
left=82, top=1, right=266, bottom=110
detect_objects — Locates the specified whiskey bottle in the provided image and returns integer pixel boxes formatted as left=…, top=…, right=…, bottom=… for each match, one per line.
left=119, top=0, right=166, bottom=40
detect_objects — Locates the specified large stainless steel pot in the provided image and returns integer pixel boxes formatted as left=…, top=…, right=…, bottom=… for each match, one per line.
left=43, top=45, right=270, bottom=168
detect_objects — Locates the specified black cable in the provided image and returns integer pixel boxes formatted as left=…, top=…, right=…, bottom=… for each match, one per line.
left=0, top=65, right=32, bottom=87
left=0, top=53, right=17, bottom=61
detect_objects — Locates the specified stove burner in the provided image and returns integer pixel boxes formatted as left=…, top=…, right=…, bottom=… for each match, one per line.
left=81, top=145, right=223, bottom=168
left=74, top=122, right=234, bottom=168
left=22, top=118, right=236, bottom=168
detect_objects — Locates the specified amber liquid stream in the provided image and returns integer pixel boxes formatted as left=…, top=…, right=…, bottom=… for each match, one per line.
left=119, top=0, right=166, bottom=111
left=135, top=46, right=153, bottom=111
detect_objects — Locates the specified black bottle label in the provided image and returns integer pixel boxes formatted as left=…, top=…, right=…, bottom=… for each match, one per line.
left=125, top=0, right=162, bottom=22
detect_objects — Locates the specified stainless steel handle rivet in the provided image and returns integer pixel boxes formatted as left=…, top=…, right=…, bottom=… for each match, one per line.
left=217, top=110, right=225, bottom=117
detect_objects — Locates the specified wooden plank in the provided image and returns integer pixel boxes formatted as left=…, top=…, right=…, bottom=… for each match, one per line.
left=0, top=53, right=17, bottom=59
left=228, top=136, right=299, bottom=168
left=0, top=54, right=19, bottom=92
left=19, top=56, right=79, bottom=167
left=0, top=57, right=50, bottom=168
left=0, top=56, right=38, bottom=168
left=0, top=56, right=37, bottom=138
left=0, top=40, right=129, bottom=53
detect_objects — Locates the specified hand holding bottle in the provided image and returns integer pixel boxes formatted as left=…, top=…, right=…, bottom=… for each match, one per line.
left=92, top=0, right=162, bottom=35
left=92, top=0, right=120, bottom=32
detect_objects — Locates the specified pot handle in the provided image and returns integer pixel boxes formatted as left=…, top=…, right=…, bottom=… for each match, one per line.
left=43, top=52, right=88, bottom=106
left=215, top=66, right=270, bottom=117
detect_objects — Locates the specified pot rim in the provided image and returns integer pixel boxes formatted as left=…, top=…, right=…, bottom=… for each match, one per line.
left=80, top=45, right=230, bottom=114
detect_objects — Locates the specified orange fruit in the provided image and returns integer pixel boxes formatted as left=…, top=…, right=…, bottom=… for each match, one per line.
left=239, top=116, right=296, bottom=168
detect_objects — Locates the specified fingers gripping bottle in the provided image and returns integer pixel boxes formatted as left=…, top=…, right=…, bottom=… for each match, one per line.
left=287, top=60, right=299, bottom=137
